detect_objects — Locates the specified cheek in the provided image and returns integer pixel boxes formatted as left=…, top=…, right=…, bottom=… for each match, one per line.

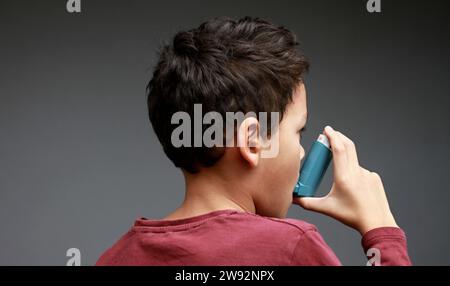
left=259, top=131, right=302, bottom=193
left=257, top=136, right=301, bottom=217
left=277, top=133, right=302, bottom=189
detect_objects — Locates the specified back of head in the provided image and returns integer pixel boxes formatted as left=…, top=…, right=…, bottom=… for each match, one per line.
left=147, top=17, right=309, bottom=173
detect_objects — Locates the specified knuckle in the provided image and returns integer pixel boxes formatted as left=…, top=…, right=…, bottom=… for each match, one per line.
left=336, top=175, right=350, bottom=187
left=371, top=172, right=382, bottom=182
left=347, top=139, right=356, bottom=149
left=333, top=143, right=345, bottom=153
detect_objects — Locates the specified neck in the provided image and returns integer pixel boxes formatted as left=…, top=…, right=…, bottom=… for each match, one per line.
left=163, top=170, right=256, bottom=220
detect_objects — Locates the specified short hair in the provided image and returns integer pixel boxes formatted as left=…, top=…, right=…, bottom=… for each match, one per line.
left=147, top=17, right=309, bottom=173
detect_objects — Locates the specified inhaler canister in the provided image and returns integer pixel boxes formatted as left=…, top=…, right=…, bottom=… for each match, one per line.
left=293, top=134, right=332, bottom=197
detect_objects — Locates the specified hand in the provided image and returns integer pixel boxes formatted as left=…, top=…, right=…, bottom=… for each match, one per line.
left=293, top=126, right=398, bottom=236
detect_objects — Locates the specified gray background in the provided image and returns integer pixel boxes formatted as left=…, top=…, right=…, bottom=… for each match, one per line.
left=1, top=0, right=449, bottom=265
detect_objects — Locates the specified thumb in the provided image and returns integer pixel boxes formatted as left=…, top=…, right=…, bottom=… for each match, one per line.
left=293, top=196, right=331, bottom=214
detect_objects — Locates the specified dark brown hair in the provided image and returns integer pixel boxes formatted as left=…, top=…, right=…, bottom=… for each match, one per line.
left=147, top=17, right=309, bottom=173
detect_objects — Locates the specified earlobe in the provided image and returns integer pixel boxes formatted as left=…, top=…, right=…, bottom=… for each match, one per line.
left=238, top=117, right=261, bottom=168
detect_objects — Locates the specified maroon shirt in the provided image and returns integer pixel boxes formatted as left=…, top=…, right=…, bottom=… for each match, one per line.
left=96, top=209, right=411, bottom=266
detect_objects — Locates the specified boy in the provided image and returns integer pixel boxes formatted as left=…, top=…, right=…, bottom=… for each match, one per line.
left=96, top=17, right=411, bottom=265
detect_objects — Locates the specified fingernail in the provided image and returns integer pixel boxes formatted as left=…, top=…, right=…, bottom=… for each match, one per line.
left=325, top=125, right=334, bottom=133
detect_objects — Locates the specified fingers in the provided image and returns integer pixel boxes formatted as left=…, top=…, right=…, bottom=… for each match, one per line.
left=324, top=126, right=359, bottom=173
left=323, top=126, right=348, bottom=178
left=335, top=130, right=359, bottom=170
left=293, top=196, right=332, bottom=215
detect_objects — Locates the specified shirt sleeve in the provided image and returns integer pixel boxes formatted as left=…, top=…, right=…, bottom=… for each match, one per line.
left=361, top=227, right=412, bottom=266
left=291, top=227, right=412, bottom=266
left=290, top=229, right=342, bottom=265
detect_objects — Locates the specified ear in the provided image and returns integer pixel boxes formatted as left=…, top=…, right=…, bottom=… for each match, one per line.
left=237, top=117, right=261, bottom=168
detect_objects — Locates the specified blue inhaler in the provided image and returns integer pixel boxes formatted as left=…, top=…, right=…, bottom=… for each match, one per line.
left=293, top=134, right=332, bottom=197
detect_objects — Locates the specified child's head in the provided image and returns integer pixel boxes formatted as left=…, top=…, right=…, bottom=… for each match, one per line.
left=147, top=17, right=309, bottom=218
